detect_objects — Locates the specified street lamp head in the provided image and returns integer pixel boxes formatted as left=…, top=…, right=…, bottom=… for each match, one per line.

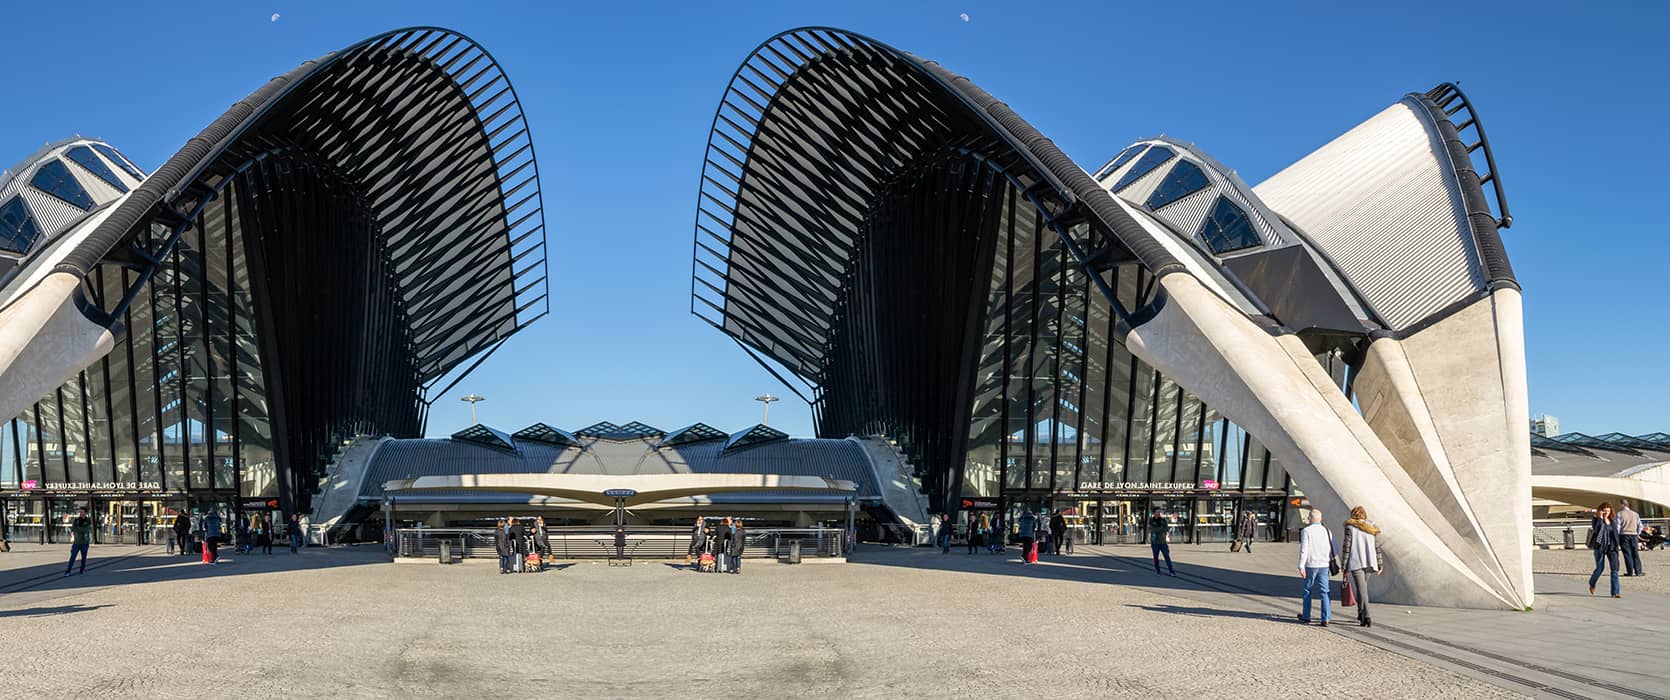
left=460, top=393, right=486, bottom=404
left=754, top=393, right=780, bottom=404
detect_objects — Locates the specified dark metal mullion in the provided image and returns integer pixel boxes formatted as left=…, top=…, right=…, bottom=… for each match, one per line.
left=1022, top=208, right=1043, bottom=491
left=1097, top=266, right=1118, bottom=485
left=997, top=183, right=1015, bottom=499
left=1046, top=229, right=1066, bottom=495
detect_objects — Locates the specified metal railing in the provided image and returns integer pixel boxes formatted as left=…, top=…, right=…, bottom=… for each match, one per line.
left=1533, top=518, right=1668, bottom=549
left=393, top=526, right=847, bottom=561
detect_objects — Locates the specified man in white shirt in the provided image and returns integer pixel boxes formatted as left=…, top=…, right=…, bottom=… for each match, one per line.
left=1296, top=508, right=1335, bottom=626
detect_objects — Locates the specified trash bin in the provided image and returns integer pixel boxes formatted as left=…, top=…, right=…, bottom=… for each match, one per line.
left=787, top=540, right=802, bottom=564
left=1563, top=527, right=1575, bottom=550
left=439, top=539, right=454, bottom=564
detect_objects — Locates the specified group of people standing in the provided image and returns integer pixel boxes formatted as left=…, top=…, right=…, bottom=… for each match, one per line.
left=689, top=516, right=746, bottom=573
left=493, top=516, right=550, bottom=574
left=167, top=509, right=306, bottom=563
left=1586, top=499, right=1653, bottom=597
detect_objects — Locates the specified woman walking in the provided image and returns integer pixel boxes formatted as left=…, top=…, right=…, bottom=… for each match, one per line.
left=1340, top=506, right=1383, bottom=627
left=1589, top=502, right=1623, bottom=597
left=966, top=514, right=981, bottom=555
left=1236, top=510, right=1258, bottom=553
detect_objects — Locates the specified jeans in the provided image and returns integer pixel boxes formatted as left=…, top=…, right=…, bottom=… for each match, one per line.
left=289, top=533, right=301, bottom=553
left=1151, top=540, right=1174, bottom=575
left=1301, top=566, right=1331, bottom=621
left=1621, top=535, right=1643, bottom=575
left=1350, top=569, right=1373, bottom=620
left=66, top=542, right=89, bottom=574
left=1590, top=548, right=1621, bottom=595
left=938, top=532, right=950, bottom=553
left=499, top=554, right=513, bottom=572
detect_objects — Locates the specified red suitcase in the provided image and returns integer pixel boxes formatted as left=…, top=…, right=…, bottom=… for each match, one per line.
left=1024, top=540, right=1039, bottom=564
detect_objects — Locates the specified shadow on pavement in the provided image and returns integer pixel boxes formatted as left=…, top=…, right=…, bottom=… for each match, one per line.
left=1130, top=603, right=1285, bottom=621
left=0, top=604, right=113, bottom=618
left=0, top=546, right=388, bottom=596
left=852, top=546, right=1302, bottom=601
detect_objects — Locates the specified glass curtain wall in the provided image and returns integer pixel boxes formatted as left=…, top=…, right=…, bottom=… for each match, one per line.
left=955, top=185, right=1296, bottom=507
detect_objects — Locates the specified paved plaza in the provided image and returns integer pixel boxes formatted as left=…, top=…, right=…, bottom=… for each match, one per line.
left=0, top=541, right=1665, bottom=698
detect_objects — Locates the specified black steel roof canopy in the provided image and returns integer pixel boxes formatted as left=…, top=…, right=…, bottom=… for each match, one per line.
left=690, top=27, right=1185, bottom=396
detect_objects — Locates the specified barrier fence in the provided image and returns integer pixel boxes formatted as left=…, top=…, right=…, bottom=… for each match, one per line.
left=1533, top=518, right=1668, bottom=549
left=394, top=525, right=847, bottom=561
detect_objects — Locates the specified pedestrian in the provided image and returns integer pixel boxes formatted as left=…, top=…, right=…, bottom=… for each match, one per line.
left=190, top=511, right=203, bottom=556
left=493, top=518, right=512, bottom=574
left=1036, top=510, right=1052, bottom=559
left=288, top=512, right=304, bottom=554
left=508, top=517, right=527, bottom=573
left=172, top=510, right=191, bottom=556
left=235, top=515, right=251, bottom=554
left=64, top=507, right=91, bottom=576
left=1589, top=502, right=1622, bottom=598
left=966, top=514, right=980, bottom=555
left=978, top=513, right=993, bottom=554
left=689, top=517, right=704, bottom=564
left=1296, top=509, right=1334, bottom=626
left=1237, top=510, right=1258, bottom=553
left=257, top=514, right=270, bottom=554
left=728, top=518, right=746, bottom=574
left=1642, top=525, right=1666, bottom=552
left=1048, top=511, right=1062, bottom=557
left=1340, top=506, right=1383, bottom=628
left=535, top=516, right=550, bottom=560
left=1017, top=509, right=1037, bottom=564
left=202, top=510, right=223, bottom=564
left=1616, top=499, right=1645, bottom=577
left=937, top=513, right=952, bottom=554
left=1147, top=509, right=1175, bottom=576
left=989, top=513, right=1005, bottom=554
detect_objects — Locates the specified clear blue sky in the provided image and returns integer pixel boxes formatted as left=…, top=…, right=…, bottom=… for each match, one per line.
left=4, top=1, right=1664, bottom=437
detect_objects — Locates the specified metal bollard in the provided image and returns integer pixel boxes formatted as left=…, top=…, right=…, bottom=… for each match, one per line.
left=1563, top=527, right=1575, bottom=550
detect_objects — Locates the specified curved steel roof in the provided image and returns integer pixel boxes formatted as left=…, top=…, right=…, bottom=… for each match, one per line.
left=53, top=27, right=548, bottom=387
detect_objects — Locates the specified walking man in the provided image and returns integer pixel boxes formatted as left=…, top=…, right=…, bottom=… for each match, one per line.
left=1617, top=499, right=1645, bottom=577
left=1148, top=509, right=1175, bottom=576
left=202, top=509, right=223, bottom=564
left=288, top=512, right=304, bottom=554
left=1237, top=510, right=1258, bottom=553
left=1050, top=510, right=1068, bottom=555
left=1296, top=509, right=1334, bottom=626
left=172, top=510, right=192, bottom=556
left=65, top=507, right=92, bottom=576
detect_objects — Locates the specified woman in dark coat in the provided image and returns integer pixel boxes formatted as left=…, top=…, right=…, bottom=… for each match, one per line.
left=1589, top=502, right=1623, bottom=597
left=726, top=519, right=746, bottom=574
left=1237, top=511, right=1258, bottom=553
left=493, top=519, right=513, bottom=574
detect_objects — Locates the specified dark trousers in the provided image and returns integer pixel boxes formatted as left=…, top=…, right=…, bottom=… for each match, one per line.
left=1590, top=548, right=1621, bottom=595
left=1151, top=540, right=1174, bottom=575
left=289, top=533, right=301, bottom=553
left=66, top=542, right=89, bottom=574
left=1621, top=535, right=1643, bottom=575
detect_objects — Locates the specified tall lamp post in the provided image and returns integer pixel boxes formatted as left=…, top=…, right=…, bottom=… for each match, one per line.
left=460, top=393, right=486, bottom=425
left=754, top=393, right=780, bottom=426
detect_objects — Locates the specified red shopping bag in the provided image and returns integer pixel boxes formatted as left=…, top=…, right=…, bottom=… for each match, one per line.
left=1342, top=577, right=1357, bottom=607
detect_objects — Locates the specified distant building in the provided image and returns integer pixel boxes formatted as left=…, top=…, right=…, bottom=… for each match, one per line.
left=1532, top=415, right=1561, bottom=437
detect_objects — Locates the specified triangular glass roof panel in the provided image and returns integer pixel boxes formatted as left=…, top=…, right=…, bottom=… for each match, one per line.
left=512, top=423, right=582, bottom=448
left=723, top=424, right=789, bottom=452
left=451, top=424, right=516, bottom=452
left=1638, top=432, right=1670, bottom=448
left=1530, top=433, right=1590, bottom=455
left=1554, top=432, right=1641, bottom=456
left=662, top=422, right=728, bottom=447
left=1595, top=432, right=1668, bottom=452
left=574, top=421, right=623, bottom=438
left=617, top=421, right=665, bottom=438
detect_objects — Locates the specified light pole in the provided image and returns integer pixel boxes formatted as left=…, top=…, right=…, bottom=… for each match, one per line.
left=460, top=393, right=486, bottom=425
left=754, top=393, right=780, bottom=426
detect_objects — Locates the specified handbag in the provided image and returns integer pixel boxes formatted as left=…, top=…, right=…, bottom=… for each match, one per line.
left=1328, top=531, right=1341, bottom=576
left=1342, top=577, right=1357, bottom=606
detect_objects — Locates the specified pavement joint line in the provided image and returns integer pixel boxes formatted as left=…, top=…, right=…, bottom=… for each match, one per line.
left=1099, top=551, right=1669, bottom=700
left=0, top=545, right=165, bottom=595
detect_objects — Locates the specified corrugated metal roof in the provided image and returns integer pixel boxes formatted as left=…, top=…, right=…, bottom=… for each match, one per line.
left=360, top=434, right=880, bottom=504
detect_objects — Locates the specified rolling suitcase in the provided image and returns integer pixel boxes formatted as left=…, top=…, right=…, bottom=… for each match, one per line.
left=1024, top=540, right=1038, bottom=564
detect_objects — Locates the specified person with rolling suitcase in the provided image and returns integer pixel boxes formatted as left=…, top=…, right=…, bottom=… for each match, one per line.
left=1017, top=509, right=1037, bottom=564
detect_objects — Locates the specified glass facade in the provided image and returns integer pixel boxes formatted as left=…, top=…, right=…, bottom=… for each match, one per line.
left=949, top=174, right=1293, bottom=545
